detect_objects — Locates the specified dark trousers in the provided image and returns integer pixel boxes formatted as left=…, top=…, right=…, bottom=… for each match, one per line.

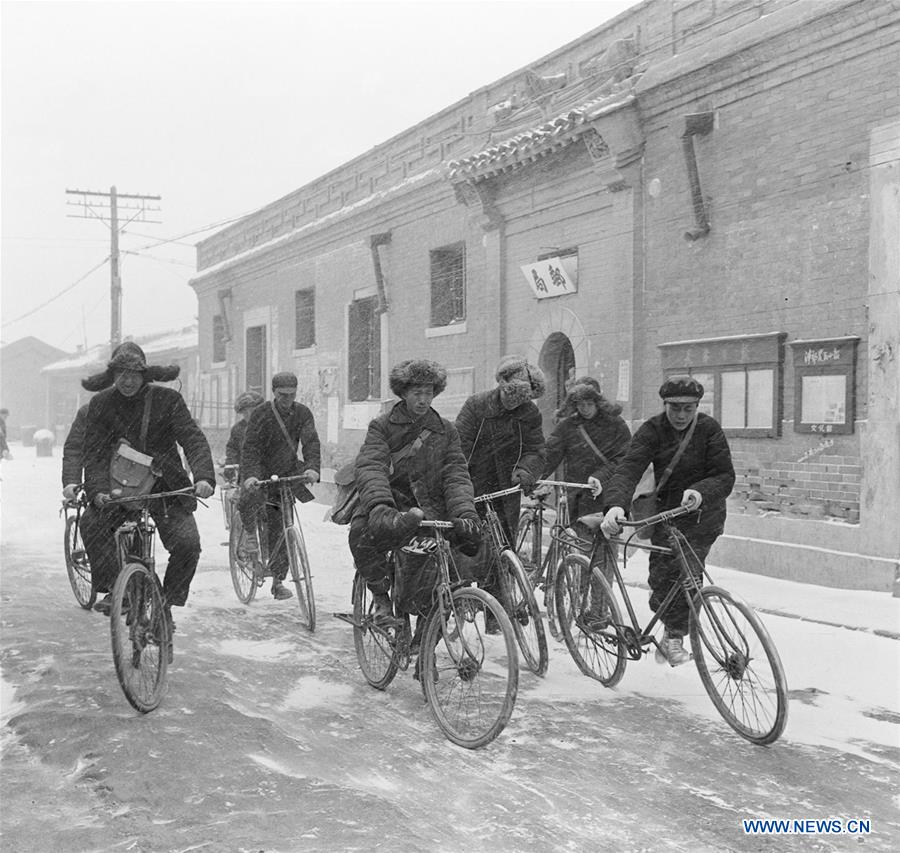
left=348, top=515, right=414, bottom=595
left=81, top=502, right=201, bottom=607
left=238, top=490, right=289, bottom=580
left=647, top=526, right=717, bottom=636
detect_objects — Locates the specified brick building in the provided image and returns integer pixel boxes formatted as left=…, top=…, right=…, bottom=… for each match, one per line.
left=0, top=336, right=67, bottom=441
left=190, top=0, right=900, bottom=590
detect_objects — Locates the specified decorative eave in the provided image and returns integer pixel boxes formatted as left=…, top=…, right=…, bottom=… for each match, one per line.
left=447, top=92, right=638, bottom=184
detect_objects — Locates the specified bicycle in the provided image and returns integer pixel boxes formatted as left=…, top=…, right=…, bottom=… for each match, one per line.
left=514, top=479, right=593, bottom=640
left=554, top=506, right=789, bottom=745
left=475, top=486, right=548, bottom=676
left=106, top=487, right=197, bottom=713
left=61, top=486, right=94, bottom=610
left=336, top=519, right=519, bottom=749
left=228, top=474, right=316, bottom=631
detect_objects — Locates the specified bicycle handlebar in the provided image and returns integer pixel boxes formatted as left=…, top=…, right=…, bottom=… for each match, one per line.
left=253, top=474, right=315, bottom=487
left=418, top=519, right=454, bottom=530
left=618, top=505, right=696, bottom=528
left=474, top=486, right=522, bottom=503
left=534, top=479, right=594, bottom=490
left=107, top=486, right=197, bottom=506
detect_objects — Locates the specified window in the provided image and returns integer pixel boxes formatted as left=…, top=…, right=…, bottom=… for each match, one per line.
left=789, top=337, right=859, bottom=435
left=245, top=325, right=266, bottom=396
left=212, top=314, right=227, bottom=363
left=294, top=288, right=316, bottom=349
left=430, top=242, right=465, bottom=326
left=348, top=297, right=380, bottom=401
left=659, top=332, right=785, bottom=438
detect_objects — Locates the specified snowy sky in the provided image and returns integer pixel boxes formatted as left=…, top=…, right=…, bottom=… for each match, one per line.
left=0, top=0, right=634, bottom=352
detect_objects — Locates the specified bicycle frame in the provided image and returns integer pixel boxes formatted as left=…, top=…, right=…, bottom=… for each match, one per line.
left=252, top=477, right=303, bottom=569
left=575, top=507, right=714, bottom=659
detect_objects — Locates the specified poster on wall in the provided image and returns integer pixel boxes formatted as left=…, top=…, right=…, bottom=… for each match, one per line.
left=520, top=255, right=578, bottom=299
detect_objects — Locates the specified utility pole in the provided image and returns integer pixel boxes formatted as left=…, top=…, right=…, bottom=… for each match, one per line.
left=65, top=186, right=162, bottom=349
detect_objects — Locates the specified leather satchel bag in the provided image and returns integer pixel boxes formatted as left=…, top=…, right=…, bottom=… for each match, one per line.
left=108, top=388, right=159, bottom=498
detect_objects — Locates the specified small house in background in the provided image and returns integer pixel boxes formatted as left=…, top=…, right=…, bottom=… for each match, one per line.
left=0, top=336, right=67, bottom=443
left=41, top=325, right=199, bottom=443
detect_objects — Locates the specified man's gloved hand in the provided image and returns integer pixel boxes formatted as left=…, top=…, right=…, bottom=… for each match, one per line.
left=243, top=477, right=261, bottom=491
left=452, top=517, right=482, bottom=556
left=681, top=489, right=703, bottom=510
left=600, top=506, right=627, bottom=538
left=369, top=504, right=424, bottom=543
left=94, top=492, right=112, bottom=508
left=299, top=469, right=320, bottom=485
left=587, top=476, right=602, bottom=498
left=194, top=480, right=215, bottom=499
left=62, top=483, right=79, bottom=502
left=511, top=469, right=536, bottom=494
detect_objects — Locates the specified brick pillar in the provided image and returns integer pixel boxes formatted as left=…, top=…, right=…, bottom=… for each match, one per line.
left=861, top=120, right=900, bottom=595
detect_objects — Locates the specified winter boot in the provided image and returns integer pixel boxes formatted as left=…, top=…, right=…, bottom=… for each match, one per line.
left=655, top=631, right=692, bottom=666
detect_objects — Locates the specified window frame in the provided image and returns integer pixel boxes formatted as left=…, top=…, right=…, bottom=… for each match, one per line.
left=429, top=241, right=466, bottom=328
left=294, top=287, right=316, bottom=351
left=347, top=296, right=381, bottom=402
left=659, top=332, right=786, bottom=438
left=789, top=337, right=859, bottom=435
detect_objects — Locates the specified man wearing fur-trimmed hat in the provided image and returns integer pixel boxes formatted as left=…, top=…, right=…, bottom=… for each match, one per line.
left=455, top=355, right=547, bottom=614
left=239, top=372, right=321, bottom=601
left=600, top=375, right=735, bottom=666
left=79, top=341, right=216, bottom=648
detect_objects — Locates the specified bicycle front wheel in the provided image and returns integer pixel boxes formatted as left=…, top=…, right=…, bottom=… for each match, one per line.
left=228, top=512, right=257, bottom=605
left=419, top=586, right=518, bottom=749
left=110, top=562, right=168, bottom=713
left=352, top=573, right=400, bottom=690
left=287, top=525, right=315, bottom=632
left=498, top=549, right=548, bottom=676
left=555, top=554, right=626, bottom=687
left=514, top=510, right=540, bottom=582
left=690, top=586, right=788, bottom=745
left=64, top=514, right=95, bottom=609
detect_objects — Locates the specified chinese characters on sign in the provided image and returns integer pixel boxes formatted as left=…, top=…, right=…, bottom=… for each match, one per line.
left=520, top=256, right=578, bottom=299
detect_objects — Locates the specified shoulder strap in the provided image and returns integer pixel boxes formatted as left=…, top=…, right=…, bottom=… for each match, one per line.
left=391, top=428, right=433, bottom=466
left=654, top=411, right=698, bottom=496
left=270, top=401, right=298, bottom=455
left=577, top=424, right=609, bottom=466
left=138, top=386, right=153, bottom=453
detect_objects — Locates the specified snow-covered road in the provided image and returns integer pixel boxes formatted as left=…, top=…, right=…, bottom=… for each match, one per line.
left=1, top=449, right=898, bottom=852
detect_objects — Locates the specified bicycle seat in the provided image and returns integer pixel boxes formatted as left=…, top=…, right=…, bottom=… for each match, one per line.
left=577, top=513, right=605, bottom=532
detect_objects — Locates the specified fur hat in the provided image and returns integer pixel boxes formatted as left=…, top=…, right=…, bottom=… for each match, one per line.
left=272, top=371, right=298, bottom=390
left=389, top=359, right=448, bottom=398
left=81, top=342, right=180, bottom=392
left=557, top=379, right=622, bottom=419
left=659, top=375, right=704, bottom=402
left=234, top=391, right=265, bottom=413
left=495, top=355, right=546, bottom=399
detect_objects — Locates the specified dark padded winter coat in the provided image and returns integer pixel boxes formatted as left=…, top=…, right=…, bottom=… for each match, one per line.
left=241, top=400, right=321, bottom=503
left=62, top=404, right=89, bottom=487
left=455, top=387, right=545, bottom=534
left=354, top=402, right=476, bottom=522
left=82, top=383, right=215, bottom=507
left=224, top=418, right=248, bottom=467
left=543, top=410, right=631, bottom=517
left=602, top=411, right=735, bottom=538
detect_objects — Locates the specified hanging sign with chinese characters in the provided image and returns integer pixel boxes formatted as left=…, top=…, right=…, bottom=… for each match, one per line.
left=520, top=256, right=578, bottom=299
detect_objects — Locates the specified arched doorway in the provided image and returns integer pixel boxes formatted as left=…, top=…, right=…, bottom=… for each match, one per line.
left=537, top=332, right=575, bottom=431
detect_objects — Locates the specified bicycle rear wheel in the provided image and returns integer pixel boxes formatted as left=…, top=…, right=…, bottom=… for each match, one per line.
left=287, top=525, right=316, bottom=632
left=555, top=554, right=626, bottom=687
left=544, top=551, right=563, bottom=641
left=498, top=549, right=548, bottom=675
left=64, top=514, right=95, bottom=610
left=228, top=512, right=258, bottom=604
left=690, top=586, right=788, bottom=745
left=110, top=562, right=168, bottom=713
left=352, top=573, right=400, bottom=690
left=419, top=586, right=518, bottom=749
